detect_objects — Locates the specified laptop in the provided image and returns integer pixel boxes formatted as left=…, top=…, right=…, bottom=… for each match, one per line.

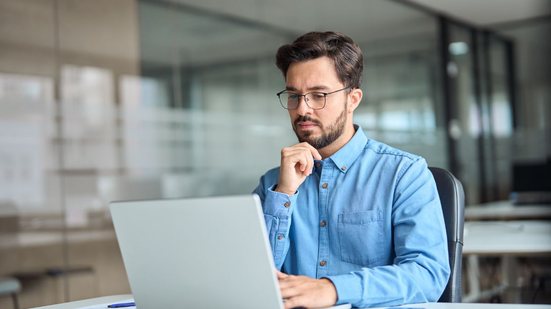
left=110, top=195, right=351, bottom=309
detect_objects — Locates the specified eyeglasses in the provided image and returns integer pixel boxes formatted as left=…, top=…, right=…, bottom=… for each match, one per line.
left=276, top=86, right=350, bottom=110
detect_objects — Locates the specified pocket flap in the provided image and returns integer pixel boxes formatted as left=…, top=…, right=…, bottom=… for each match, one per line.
left=338, top=210, right=382, bottom=225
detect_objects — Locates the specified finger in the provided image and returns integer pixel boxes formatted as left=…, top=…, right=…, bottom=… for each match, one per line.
left=279, top=282, right=301, bottom=299
left=294, top=147, right=319, bottom=174
left=278, top=275, right=298, bottom=288
left=296, top=149, right=314, bottom=176
left=283, top=148, right=309, bottom=171
left=310, top=148, right=322, bottom=161
left=296, top=154, right=308, bottom=172
left=300, top=142, right=322, bottom=160
left=283, top=295, right=304, bottom=309
left=301, top=151, right=314, bottom=175
left=294, top=146, right=315, bottom=174
left=285, top=144, right=320, bottom=168
left=276, top=270, right=288, bottom=279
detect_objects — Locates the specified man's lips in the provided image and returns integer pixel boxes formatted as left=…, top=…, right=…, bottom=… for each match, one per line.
left=296, top=122, right=318, bottom=130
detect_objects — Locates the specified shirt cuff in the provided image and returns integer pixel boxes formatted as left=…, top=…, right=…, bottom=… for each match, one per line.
left=263, top=184, right=298, bottom=217
left=325, top=273, right=363, bottom=305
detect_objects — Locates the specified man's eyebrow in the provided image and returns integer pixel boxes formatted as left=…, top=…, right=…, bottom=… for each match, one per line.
left=285, top=85, right=331, bottom=92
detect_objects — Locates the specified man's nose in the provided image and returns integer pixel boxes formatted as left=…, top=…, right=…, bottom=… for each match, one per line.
left=295, top=95, right=312, bottom=115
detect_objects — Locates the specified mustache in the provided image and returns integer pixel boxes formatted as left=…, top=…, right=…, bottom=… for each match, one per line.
left=294, top=115, right=321, bottom=127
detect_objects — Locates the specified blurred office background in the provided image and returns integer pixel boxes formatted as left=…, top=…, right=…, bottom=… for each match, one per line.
left=0, top=0, right=549, bottom=307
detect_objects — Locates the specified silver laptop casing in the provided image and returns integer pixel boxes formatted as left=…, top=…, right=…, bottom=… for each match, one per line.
left=110, top=195, right=283, bottom=309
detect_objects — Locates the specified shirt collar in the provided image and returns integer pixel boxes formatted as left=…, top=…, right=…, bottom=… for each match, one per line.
left=327, top=124, right=368, bottom=174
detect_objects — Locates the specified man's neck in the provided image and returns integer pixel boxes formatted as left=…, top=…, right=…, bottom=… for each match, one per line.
left=318, top=125, right=356, bottom=159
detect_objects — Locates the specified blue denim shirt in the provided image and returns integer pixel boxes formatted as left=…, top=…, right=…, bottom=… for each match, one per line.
left=253, top=126, right=450, bottom=308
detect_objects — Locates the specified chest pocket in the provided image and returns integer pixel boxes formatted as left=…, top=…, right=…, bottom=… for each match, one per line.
left=337, top=211, right=385, bottom=266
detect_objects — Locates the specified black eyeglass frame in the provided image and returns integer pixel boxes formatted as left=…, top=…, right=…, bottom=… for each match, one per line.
left=276, top=86, right=351, bottom=110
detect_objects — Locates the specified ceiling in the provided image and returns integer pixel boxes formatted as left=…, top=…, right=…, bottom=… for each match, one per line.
left=2, top=0, right=548, bottom=69
left=168, top=0, right=551, bottom=32
left=405, top=0, right=551, bottom=27
left=140, top=0, right=550, bottom=66
left=164, top=0, right=435, bottom=39
left=140, top=0, right=439, bottom=66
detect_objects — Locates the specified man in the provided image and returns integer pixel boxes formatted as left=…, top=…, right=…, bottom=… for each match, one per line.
left=253, top=31, right=450, bottom=308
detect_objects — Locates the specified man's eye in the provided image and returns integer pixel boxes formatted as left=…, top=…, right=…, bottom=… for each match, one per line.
left=311, top=93, right=325, bottom=100
left=288, top=94, right=300, bottom=100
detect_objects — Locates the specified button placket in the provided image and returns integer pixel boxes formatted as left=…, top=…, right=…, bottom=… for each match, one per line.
left=317, top=163, right=332, bottom=277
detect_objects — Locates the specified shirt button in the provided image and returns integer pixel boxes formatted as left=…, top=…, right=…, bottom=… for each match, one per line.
left=319, top=260, right=327, bottom=267
left=341, top=166, right=347, bottom=171
left=320, top=220, right=327, bottom=228
left=277, top=234, right=284, bottom=240
left=315, top=162, right=321, bottom=168
left=321, top=183, right=328, bottom=189
left=283, top=201, right=291, bottom=208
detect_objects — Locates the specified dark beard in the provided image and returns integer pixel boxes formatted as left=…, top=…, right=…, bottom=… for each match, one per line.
left=293, top=106, right=347, bottom=149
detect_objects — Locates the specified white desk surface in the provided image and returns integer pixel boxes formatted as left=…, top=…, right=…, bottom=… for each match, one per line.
left=386, top=304, right=551, bottom=309
left=387, top=304, right=551, bottom=309
left=32, top=295, right=132, bottom=309
left=463, top=220, right=551, bottom=256
left=31, top=295, right=551, bottom=309
left=465, top=201, right=551, bottom=221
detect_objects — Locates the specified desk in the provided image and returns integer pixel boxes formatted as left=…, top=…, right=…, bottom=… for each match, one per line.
left=385, top=304, right=551, bottom=309
left=31, top=294, right=132, bottom=309
left=463, top=220, right=551, bottom=302
left=465, top=201, right=551, bottom=221
left=31, top=295, right=551, bottom=309
left=463, top=220, right=551, bottom=256
left=386, top=304, right=551, bottom=309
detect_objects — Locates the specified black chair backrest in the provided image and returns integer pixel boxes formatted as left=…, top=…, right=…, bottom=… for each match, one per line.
left=429, top=167, right=465, bottom=303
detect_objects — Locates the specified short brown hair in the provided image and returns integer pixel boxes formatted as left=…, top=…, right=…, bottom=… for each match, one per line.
left=276, top=31, right=363, bottom=89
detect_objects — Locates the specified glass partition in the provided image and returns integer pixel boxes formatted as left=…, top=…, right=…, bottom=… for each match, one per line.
left=0, top=1, right=66, bottom=307
left=137, top=0, right=445, bottom=194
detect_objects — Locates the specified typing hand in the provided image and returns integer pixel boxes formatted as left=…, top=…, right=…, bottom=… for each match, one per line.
left=277, top=271, right=337, bottom=309
left=276, top=143, right=322, bottom=196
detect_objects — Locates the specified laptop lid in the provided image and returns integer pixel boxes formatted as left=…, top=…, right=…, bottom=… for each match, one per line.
left=110, top=194, right=283, bottom=309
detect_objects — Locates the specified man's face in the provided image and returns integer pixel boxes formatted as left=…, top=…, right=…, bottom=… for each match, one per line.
left=285, top=56, right=350, bottom=149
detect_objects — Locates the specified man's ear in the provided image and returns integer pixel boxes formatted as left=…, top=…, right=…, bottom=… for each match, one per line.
left=347, top=88, right=363, bottom=113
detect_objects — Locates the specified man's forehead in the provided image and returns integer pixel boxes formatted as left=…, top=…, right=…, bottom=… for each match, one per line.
left=285, top=57, right=341, bottom=89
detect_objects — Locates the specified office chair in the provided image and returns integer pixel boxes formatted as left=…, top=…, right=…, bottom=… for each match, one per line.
left=0, top=277, right=21, bottom=309
left=429, top=167, right=465, bottom=303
